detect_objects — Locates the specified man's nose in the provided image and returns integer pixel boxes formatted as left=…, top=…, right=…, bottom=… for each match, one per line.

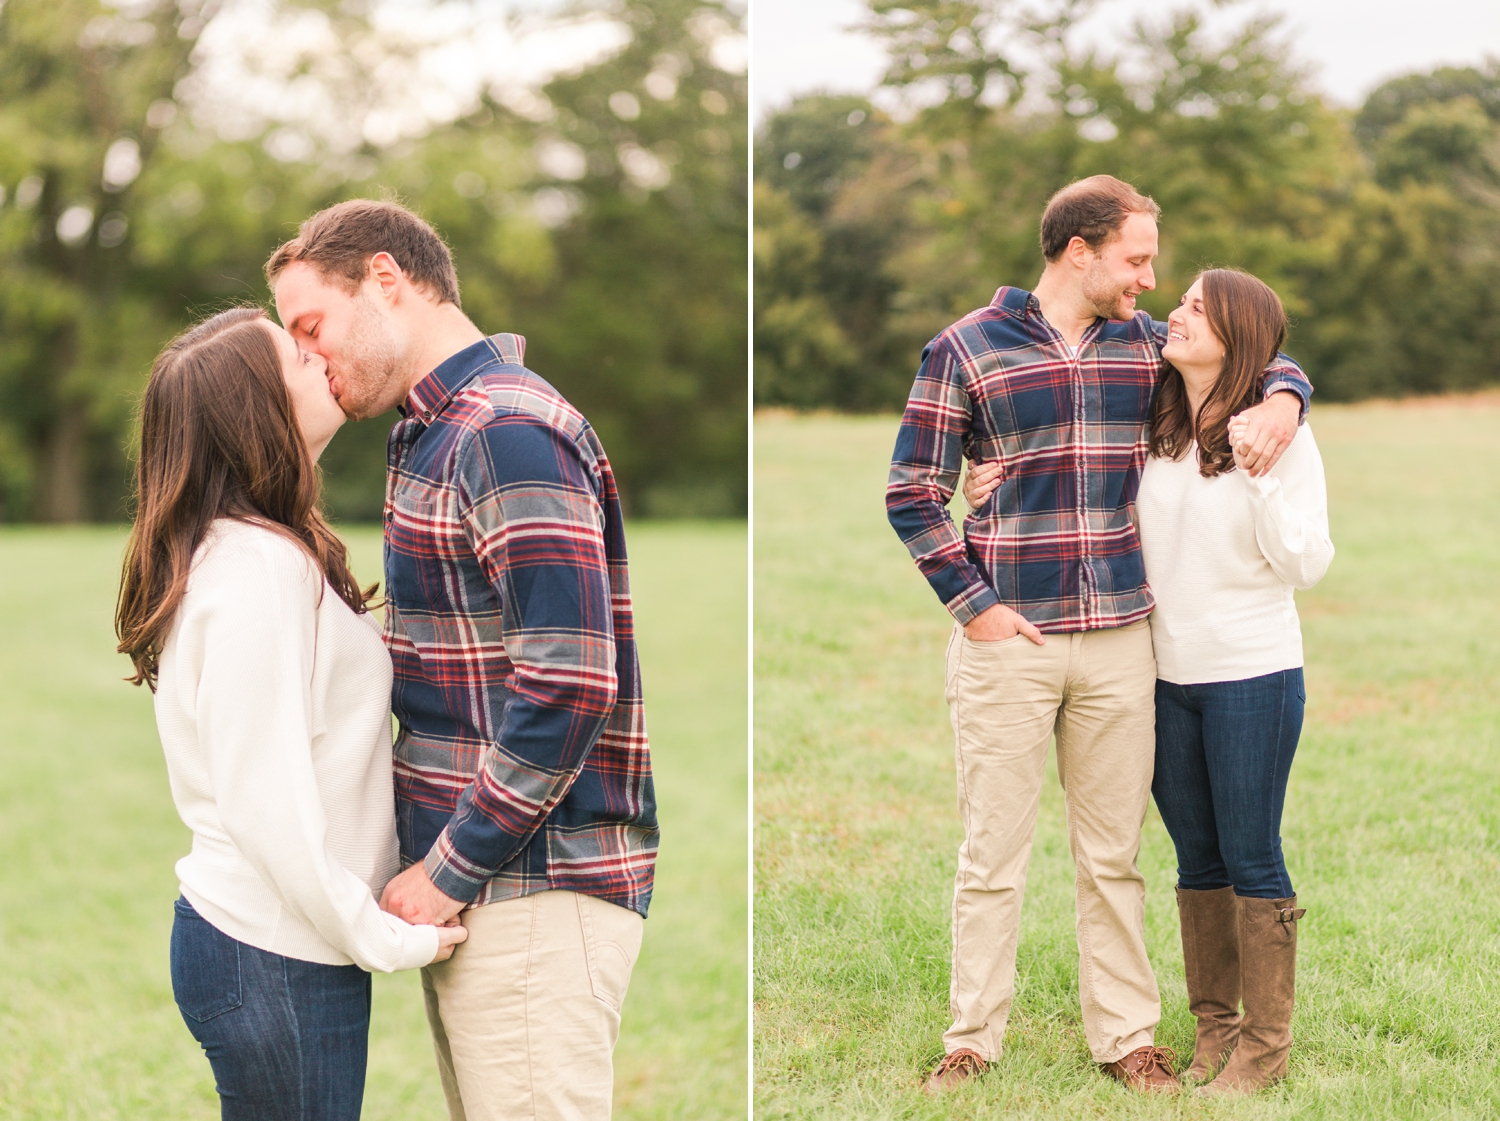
left=1140, top=266, right=1156, bottom=291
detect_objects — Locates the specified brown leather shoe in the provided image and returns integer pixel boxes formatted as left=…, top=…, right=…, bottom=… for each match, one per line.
left=1102, top=1045, right=1180, bottom=1093
left=924, top=1048, right=987, bottom=1092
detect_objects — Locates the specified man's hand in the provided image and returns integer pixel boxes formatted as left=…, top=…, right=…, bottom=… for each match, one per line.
left=964, top=603, right=1045, bottom=645
left=961, top=460, right=1003, bottom=511
left=380, top=862, right=465, bottom=926
left=1229, top=390, right=1301, bottom=476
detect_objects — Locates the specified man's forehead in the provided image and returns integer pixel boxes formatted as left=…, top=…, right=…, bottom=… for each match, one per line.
left=1110, top=214, right=1158, bottom=256
left=275, top=263, right=336, bottom=328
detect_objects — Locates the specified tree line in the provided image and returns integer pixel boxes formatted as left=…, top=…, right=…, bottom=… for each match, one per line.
left=755, top=1, right=1500, bottom=411
left=0, top=0, right=746, bottom=523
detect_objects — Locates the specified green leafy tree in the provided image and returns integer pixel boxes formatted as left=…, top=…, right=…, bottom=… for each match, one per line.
left=0, top=0, right=747, bottom=522
left=753, top=95, right=913, bottom=408
left=753, top=1, right=1500, bottom=409
left=0, top=0, right=220, bottom=520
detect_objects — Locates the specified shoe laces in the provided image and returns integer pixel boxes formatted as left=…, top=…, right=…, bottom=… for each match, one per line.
left=1132, top=1045, right=1177, bottom=1077
left=933, top=1049, right=985, bottom=1077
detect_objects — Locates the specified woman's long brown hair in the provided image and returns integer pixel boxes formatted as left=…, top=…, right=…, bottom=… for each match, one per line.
left=116, top=307, right=375, bottom=690
left=1149, top=268, right=1288, bottom=477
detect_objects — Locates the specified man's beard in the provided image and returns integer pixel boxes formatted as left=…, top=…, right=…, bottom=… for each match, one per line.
left=332, top=293, right=403, bottom=420
left=1081, top=258, right=1136, bottom=321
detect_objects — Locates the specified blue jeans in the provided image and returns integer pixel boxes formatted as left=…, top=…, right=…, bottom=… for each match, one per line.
left=170, top=897, right=371, bottom=1120
left=1151, top=669, right=1305, bottom=900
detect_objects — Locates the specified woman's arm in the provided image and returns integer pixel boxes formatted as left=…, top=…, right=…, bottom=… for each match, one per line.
left=960, top=459, right=1003, bottom=511
left=188, top=532, right=444, bottom=972
left=1233, top=426, right=1335, bottom=590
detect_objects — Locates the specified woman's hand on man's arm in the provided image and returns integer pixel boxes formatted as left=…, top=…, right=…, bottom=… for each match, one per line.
left=961, top=460, right=1003, bottom=510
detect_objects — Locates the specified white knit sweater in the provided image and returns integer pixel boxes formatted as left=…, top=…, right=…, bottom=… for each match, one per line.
left=154, top=519, right=439, bottom=972
left=1136, top=424, right=1334, bottom=685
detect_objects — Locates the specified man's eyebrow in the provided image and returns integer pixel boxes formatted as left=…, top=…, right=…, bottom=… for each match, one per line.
left=284, top=311, right=313, bottom=334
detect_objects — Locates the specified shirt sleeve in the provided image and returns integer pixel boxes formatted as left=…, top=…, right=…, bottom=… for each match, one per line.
left=1262, top=351, right=1313, bottom=421
left=886, top=337, right=1002, bottom=625
left=422, top=416, right=618, bottom=904
left=1241, top=426, right=1335, bottom=589
left=192, top=534, right=440, bottom=973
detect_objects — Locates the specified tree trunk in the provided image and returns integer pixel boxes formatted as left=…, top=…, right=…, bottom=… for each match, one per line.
left=35, top=401, right=88, bottom=523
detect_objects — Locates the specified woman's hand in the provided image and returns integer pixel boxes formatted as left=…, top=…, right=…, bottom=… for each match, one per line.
left=1228, top=391, right=1298, bottom=475
left=430, top=919, right=469, bottom=963
left=1228, top=418, right=1252, bottom=473
left=962, top=460, right=1004, bottom=510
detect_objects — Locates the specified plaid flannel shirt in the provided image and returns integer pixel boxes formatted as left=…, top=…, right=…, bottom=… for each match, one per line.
left=383, top=334, right=657, bottom=917
left=887, top=286, right=1312, bottom=632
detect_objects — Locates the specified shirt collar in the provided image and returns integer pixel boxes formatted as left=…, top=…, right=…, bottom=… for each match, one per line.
left=992, top=285, right=1120, bottom=344
left=400, top=333, right=527, bottom=425
left=991, top=286, right=1040, bottom=319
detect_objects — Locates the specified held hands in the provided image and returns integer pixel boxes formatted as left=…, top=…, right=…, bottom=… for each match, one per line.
left=380, top=860, right=465, bottom=926
left=380, top=862, right=469, bottom=964
left=1228, top=391, right=1300, bottom=476
left=431, top=920, right=468, bottom=963
left=964, top=603, right=1045, bottom=645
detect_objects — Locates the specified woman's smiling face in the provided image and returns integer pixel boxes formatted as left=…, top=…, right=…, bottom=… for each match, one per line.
left=1162, top=277, right=1227, bottom=372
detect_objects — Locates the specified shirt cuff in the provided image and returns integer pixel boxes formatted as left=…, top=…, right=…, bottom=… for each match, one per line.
left=423, top=825, right=490, bottom=905
left=947, top=582, right=1002, bottom=626
left=1263, top=381, right=1309, bottom=423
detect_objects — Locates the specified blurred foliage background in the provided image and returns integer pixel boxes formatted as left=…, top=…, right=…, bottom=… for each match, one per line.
left=754, top=0, right=1500, bottom=411
left=0, top=0, right=747, bottom=523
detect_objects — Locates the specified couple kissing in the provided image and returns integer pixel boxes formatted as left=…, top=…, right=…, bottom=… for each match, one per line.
left=116, top=199, right=658, bottom=1121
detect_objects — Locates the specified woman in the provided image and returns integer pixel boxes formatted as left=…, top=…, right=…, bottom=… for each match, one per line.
left=115, top=307, right=467, bottom=1120
left=964, top=268, right=1333, bottom=1094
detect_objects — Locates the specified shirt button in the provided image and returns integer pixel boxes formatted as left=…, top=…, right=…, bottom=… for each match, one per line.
left=384, top=510, right=393, bottom=522
left=422, top=409, right=432, bottom=421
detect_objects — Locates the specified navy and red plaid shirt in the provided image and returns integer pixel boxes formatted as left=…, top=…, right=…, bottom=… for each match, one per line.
left=887, top=286, right=1311, bottom=632
left=383, top=334, right=657, bottom=917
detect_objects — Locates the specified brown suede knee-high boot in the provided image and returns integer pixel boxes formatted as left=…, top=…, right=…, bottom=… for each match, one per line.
left=1177, top=886, right=1242, bottom=1082
left=1202, top=895, right=1304, bottom=1095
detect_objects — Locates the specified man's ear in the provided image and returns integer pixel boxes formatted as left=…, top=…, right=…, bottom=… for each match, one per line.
left=367, top=251, right=405, bottom=301
left=1064, top=236, right=1093, bottom=272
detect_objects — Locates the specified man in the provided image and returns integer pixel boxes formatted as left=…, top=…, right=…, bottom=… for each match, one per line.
left=267, top=199, right=658, bottom=1121
left=885, top=175, right=1310, bottom=1093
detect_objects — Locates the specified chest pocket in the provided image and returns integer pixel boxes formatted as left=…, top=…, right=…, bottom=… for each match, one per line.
left=1096, top=345, right=1155, bottom=421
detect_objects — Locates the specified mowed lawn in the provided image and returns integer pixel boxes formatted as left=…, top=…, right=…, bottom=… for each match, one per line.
left=0, top=521, right=746, bottom=1121
left=754, top=404, right=1500, bottom=1120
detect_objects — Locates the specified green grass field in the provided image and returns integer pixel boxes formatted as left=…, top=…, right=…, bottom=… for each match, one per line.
left=754, top=403, right=1500, bottom=1119
left=0, top=521, right=746, bottom=1120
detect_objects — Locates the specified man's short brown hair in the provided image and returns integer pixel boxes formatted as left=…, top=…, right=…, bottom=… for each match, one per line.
left=265, top=198, right=461, bottom=306
left=1039, top=175, right=1161, bottom=262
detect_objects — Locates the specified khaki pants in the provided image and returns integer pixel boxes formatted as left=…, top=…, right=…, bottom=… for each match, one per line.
left=942, top=620, right=1159, bottom=1064
left=421, top=890, right=644, bottom=1121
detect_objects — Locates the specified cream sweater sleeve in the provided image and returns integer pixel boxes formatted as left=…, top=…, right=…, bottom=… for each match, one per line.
left=188, top=533, right=440, bottom=973
left=1241, top=425, right=1335, bottom=591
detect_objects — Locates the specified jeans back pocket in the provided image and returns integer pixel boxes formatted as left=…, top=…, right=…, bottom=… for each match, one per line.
left=170, top=897, right=243, bottom=1023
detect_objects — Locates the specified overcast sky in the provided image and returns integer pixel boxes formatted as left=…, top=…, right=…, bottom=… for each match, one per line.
left=752, top=0, right=1500, bottom=121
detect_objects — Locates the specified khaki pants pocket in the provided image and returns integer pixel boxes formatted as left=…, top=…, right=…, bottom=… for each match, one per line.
left=577, top=893, right=643, bottom=1013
